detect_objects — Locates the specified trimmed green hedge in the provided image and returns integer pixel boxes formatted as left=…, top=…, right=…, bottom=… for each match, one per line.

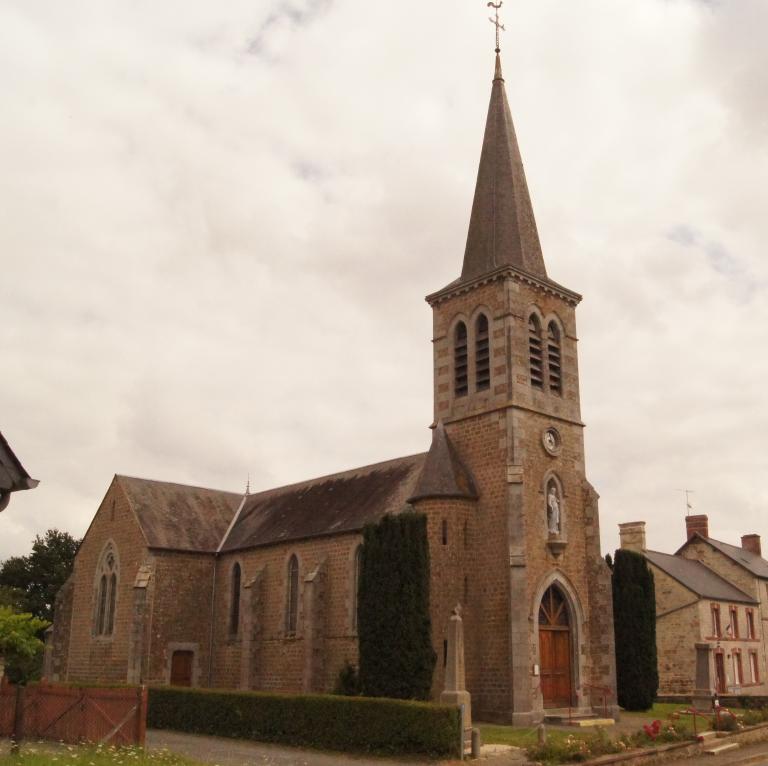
left=148, top=686, right=461, bottom=757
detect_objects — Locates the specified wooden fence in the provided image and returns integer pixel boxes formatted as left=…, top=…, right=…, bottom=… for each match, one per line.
left=0, top=681, right=147, bottom=747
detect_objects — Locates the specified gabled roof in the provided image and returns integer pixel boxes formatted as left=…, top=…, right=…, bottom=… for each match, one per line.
left=677, top=534, right=768, bottom=580
left=0, top=430, right=39, bottom=510
left=408, top=423, right=477, bottom=503
left=645, top=549, right=757, bottom=604
left=220, top=453, right=426, bottom=553
left=117, top=476, right=241, bottom=553
left=460, top=54, right=547, bottom=284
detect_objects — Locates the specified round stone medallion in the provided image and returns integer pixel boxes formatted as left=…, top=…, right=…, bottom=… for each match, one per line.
left=542, top=427, right=562, bottom=456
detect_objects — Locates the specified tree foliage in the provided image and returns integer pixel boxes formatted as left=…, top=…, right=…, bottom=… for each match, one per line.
left=0, top=606, right=49, bottom=683
left=357, top=513, right=436, bottom=700
left=0, top=529, right=80, bottom=623
left=611, top=549, right=658, bottom=710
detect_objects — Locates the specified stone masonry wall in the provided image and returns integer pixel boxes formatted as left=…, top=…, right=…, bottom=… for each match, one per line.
left=428, top=271, right=611, bottom=722
left=144, top=551, right=216, bottom=687
left=212, top=533, right=361, bottom=693
left=652, top=567, right=700, bottom=695
left=62, top=478, right=149, bottom=683
left=681, top=539, right=768, bottom=691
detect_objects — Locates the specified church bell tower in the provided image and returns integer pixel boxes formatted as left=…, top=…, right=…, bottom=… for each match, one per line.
left=418, top=49, right=617, bottom=724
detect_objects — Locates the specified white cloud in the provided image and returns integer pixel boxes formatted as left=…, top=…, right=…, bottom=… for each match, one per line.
left=1, top=0, right=766, bottom=560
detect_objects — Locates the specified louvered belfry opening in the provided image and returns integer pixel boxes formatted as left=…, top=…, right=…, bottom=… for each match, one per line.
left=475, top=314, right=490, bottom=391
left=528, top=315, right=544, bottom=389
left=547, top=322, right=562, bottom=395
left=454, top=321, right=469, bottom=397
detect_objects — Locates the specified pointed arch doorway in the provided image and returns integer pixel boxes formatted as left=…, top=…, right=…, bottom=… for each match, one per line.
left=538, top=585, right=574, bottom=708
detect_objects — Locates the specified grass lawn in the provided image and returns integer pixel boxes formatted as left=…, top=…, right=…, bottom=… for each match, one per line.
left=479, top=724, right=576, bottom=748
left=0, top=744, right=201, bottom=765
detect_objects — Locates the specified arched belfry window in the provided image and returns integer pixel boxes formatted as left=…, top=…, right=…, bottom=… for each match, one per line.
left=454, top=322, right=469, bottom=397
left=94, top=544, right=118, bottom=637
left=528, top=315, right=544, bottom=389
left=229, top=562, right=242, bottom=635
left=475, top=314, right=490, bottom=392
left=547, top=322, right=562, bottom=395
left=286, top=555, right=299, bottom=635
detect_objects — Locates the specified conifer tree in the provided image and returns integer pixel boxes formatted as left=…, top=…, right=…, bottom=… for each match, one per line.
left=611, top=549, right=659, bottom=710
left=357, top=513, right=436, bottom=700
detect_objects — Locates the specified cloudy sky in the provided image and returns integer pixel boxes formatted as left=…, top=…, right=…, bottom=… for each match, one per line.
left=1, top=0, right=766, bottom=562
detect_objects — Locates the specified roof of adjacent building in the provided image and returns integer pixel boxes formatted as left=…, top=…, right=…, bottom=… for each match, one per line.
left=677, top=534, right=768, bottom=581
left=117, top=476, right=242, bottom=553
left=644, top=549, right=757, bottom=604
left=0, top=430, right=39, bottom=500
left=221, top=453, right=427, bottom=553
left=460, top=54, right=547, bottom=284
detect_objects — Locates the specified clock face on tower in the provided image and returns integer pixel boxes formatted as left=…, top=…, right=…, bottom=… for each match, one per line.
left=542, top=428, right=561, bottom=456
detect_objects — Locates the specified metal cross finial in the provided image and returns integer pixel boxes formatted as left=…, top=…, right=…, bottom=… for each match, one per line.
left=488, top=2, right=505, bottom=54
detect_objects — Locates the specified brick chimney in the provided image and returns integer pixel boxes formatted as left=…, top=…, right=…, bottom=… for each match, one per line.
left=742, top=534, right=762, bottom=557
left=685, top=514, right=709, bottom=540
left=619, top=521, right=647, bottom=553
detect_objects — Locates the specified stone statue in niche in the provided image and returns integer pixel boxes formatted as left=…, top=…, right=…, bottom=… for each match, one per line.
left=547, top=483, right=561, bottom=536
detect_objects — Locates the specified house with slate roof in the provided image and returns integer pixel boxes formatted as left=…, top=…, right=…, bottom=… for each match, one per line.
left=0, top=430, right=38, bottom=511
left=619, top=517, right=768, bottom=698
left=48, top=51, right=618, bottom=724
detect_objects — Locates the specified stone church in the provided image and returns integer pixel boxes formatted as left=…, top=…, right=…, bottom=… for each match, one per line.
left=49, top=52, right=617, bottom=725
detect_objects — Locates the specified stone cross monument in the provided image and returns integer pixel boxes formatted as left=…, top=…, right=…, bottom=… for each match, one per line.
left=441, top=605, right=472, bottom=747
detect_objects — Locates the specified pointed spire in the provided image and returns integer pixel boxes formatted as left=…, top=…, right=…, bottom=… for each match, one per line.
left=461, top=54, right=547, bottom=283
left=408, top=422, right=478, bottom=503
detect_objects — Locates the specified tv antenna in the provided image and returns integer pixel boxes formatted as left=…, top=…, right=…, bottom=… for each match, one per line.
left=676, top=489, right=695, bottom=516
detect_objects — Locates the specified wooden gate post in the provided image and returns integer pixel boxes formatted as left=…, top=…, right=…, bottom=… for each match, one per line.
left=135, top=685, right=148, bottom=747
left=10, top=685, right=25, bottom=755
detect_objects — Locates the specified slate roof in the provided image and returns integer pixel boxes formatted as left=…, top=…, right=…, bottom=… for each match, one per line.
left=221, top=453, right=426, bottom=553
left=679, top=535, right=768, bottom=580
left=0, top=430, right=39, bottom=509
left=644, top=550, right=757, bottom=604
left=117, top=476, right=241, bottom=553
left=408, top=423, right=478, bottom=503
left=460, top=54, right=547, bottom=284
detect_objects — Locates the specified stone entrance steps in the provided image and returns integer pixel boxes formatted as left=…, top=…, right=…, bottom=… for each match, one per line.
left=544, top=708, right=615, bottom=727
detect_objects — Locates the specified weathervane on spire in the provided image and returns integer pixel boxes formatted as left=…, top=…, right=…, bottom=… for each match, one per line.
left=488, top=2, right=505, bottom=54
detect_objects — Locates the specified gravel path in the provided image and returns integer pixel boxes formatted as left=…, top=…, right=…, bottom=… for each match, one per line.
left=147, top=730, right=525, bottom=766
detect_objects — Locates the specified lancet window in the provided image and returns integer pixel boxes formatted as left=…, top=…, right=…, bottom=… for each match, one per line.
left=528, top=315, right=544, bottom=389
left=352, top=545, right=362, bottom=631
left=475, top=314, right=490, bottom=391
left=454, top=322, right=469, bottom=397
left=229, top=562, right=242, bottom=635
left=94, top=544, right=118, bottom=637
left=286, top=555, right=299, bottom=635
left=547, top=322, right=562, bottom=395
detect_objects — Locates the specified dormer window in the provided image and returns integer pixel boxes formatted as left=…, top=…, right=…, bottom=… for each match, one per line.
left=475, top=314, right=490, bottom=392
left=528, top=316, right=544, bottom=390
left=454, top=322, right=469, bottom=397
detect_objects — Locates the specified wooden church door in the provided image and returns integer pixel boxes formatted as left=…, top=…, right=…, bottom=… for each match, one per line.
left=539, top=586, right=573, bottom=708
left=170, top=650, right=194, bottom=687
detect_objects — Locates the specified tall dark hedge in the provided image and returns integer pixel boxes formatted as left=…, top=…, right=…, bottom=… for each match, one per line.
left=358, top=513, right=436, bottom=700
left=611, top=549, right=659, bottom=710
left=148, top=687, right=460, bottom=758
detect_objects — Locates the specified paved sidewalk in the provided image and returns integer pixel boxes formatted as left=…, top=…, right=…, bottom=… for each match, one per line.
left=148, top=730, right=527, bottom=766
